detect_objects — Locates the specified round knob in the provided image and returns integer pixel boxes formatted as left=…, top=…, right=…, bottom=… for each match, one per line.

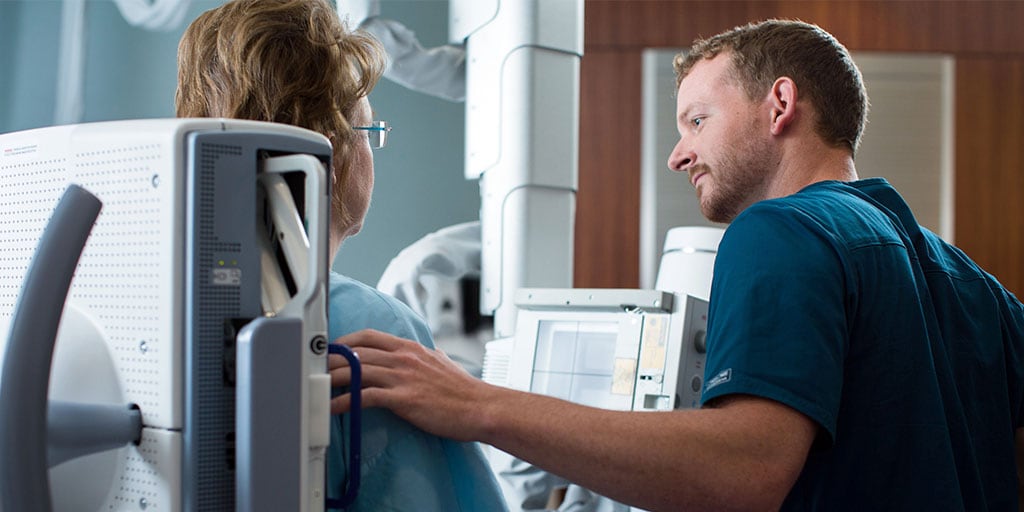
left=694, top=329, right=707, bottom=354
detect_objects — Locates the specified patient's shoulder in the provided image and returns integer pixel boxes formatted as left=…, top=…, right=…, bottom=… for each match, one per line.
left=328, top=272, right=434, bottom=347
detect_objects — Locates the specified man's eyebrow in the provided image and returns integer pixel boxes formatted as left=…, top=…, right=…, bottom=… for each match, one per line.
left=677, top=102, right=707, bottom=124
left=677, top=104, right=692, bottom=124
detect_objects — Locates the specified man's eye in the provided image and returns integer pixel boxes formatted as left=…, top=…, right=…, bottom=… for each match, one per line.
left=692, top=117, right=704, bottom=127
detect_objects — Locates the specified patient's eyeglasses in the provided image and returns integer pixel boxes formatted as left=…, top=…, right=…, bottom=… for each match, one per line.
left=353, top=121, right=391, bottom=149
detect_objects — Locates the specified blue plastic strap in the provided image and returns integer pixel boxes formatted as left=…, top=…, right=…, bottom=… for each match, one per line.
left=325, top=343, right=361, bottom=510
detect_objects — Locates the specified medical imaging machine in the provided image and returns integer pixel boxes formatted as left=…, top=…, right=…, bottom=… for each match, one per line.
left=449, top=0, right=582, bottom=338
left=488, top=226, right=723, bottom=415
left=0, top=118, right=360, bottom=511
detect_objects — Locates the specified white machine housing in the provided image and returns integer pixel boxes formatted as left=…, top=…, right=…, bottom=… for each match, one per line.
left=498, top=288, right=708, bottom=413
left=655, top=226, right=724, bottom=301
left=0, top=119, right=333, bottom=511
left=487, top=227, right=725, bottom=411
left=450, top=0, right=584, bottom=337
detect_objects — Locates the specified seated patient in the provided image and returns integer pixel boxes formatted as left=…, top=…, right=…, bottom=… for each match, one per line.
left=175, top=0, right=507, bottom=510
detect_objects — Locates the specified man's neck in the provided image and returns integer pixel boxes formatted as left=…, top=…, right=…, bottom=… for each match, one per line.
left=766, top=139, right=858, bottom=199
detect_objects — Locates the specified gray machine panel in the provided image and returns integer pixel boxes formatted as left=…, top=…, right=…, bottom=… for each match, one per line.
left=183, top=130, right=330, bottom=510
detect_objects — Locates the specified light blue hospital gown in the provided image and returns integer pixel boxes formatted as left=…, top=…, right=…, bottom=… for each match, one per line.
left=326, top=272, right=508, bottom=511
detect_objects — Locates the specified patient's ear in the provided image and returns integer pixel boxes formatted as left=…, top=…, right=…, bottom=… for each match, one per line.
left=768, top=76, right=797, bottom=136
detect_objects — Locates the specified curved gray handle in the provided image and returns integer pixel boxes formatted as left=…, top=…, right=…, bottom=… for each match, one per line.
left=0, top=184, right=102, bottom=512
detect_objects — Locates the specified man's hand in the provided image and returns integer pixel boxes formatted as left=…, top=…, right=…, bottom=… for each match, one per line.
left=328, top=329, right=497, bottom=442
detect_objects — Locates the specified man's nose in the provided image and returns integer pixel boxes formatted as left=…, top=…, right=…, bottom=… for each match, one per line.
left=667, top=140, right=696, bottom=173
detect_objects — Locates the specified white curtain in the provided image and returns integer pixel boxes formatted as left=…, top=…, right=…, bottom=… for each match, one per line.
left=113, top=0, right=192, bottom=32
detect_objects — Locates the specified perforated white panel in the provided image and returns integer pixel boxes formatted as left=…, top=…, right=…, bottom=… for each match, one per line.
left=0, top=120, right=192, bottom=511
left=1, top=123, right=183, bottom=426
left=108, top=429, right=182, bottom=511
left=70, top=127, right=184, bottom=430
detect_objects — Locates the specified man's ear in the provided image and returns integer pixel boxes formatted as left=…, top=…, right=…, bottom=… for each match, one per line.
left=768, top=77, right=798, bottom=136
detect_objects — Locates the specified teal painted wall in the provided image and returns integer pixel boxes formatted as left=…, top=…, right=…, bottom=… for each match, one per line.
left=0, top=0, right=476, bottom=287
left=1, top=0, right=62, bottom=132
left=335, top=1, right=476, bottom=287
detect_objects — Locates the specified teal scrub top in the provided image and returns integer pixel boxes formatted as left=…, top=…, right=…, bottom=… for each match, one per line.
left=703, top=178, right=1024, bottom=510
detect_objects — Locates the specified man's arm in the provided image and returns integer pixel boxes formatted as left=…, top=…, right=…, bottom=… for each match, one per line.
left=330, top=329, right=817, bottom=512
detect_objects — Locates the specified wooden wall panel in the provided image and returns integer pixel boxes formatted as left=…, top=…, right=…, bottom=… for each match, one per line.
left=955, top=58, right=1024, bottom=293
left=575, top=0, right=1024, bottom=295
left=576, top=50, right=642, bottom=288
left=583, top=1, right=1024, bottom=53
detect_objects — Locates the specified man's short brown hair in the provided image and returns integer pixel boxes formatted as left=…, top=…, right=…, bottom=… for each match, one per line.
left=674, top=20, right=869, bottom=155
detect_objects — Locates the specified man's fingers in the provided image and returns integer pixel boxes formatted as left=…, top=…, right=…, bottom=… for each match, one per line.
left=330, top=394, right=350, bottom=415
left=329, top=346, right=408, bottom=388
left=330, top=366, right=351, bottom=388
left=333, top=328, right=417, bottom=352
left=330, top=388, right=388, bottom=415
left=329, top=362, right=400, bottom=388
left=329, top=342, right=413, bottom=372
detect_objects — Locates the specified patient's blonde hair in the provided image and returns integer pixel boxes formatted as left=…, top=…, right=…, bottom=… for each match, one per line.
left=176, top=0, right=386, bottom=235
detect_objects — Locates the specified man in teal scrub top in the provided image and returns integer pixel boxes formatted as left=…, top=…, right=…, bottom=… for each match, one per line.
left=332, top=19, right=1024, bottom=511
